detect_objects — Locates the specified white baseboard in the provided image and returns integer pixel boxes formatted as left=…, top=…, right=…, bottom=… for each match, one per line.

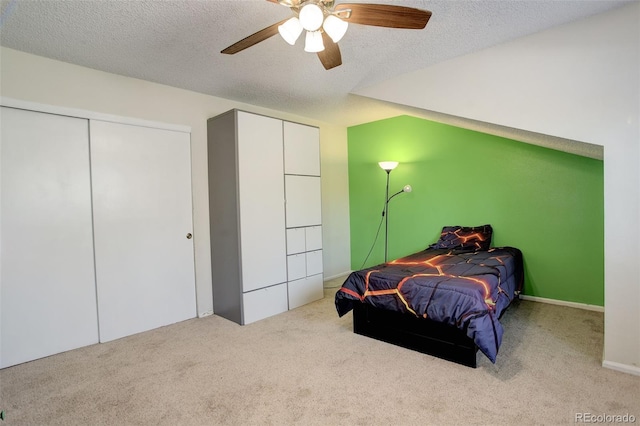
left=324, top=271, right=352, bottom=282
left=602, top=360, right=640, bottom=376
left=519, top=294, right=604, bottom=312
left=198, top=310, right=214, bottom=318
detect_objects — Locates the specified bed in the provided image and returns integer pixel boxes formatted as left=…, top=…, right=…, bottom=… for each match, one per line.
left=335, top=225, right=524, bottom=367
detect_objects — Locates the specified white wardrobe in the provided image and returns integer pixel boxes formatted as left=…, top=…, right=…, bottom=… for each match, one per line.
left=0, top=102, right=197, bottom=368
left=207, top=110, right=323, bottom=325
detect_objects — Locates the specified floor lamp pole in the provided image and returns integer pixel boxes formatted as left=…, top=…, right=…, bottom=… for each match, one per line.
left=384, top=169, right=391, bottom=263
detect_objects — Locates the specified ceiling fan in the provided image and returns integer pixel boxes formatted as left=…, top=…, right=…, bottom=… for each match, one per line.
left=221, top=0, right=432, bottom=70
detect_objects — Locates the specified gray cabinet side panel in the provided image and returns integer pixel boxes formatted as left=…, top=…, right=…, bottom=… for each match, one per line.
left=208, top=110, right=242, bottom=323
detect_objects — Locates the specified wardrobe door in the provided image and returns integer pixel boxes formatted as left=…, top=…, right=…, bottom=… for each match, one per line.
left=90, top=120, right=196, bottom=342
left=236, top=112, right=287, bottom=293
left=284, top=175, right=322, bottom=228
left=0, top=107, right=98, bottom=368
left=283, top=122, right=320, bottom=176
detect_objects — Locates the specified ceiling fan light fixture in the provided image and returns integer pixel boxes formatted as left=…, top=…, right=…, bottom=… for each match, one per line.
left=323, top=15, right=348, bottom=43
left=221, top=2, right=432, bottom=70
left=299, top=3, right=324, bottom=31
left=304, top=30, right=325, bottom=52
left=278, top=17, right=303, bottom=45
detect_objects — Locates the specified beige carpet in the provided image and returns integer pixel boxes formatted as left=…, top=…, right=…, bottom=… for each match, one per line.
left=1, top=277, right=638, bottom=425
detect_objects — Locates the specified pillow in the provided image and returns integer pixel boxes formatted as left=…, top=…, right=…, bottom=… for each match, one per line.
left=428, top=225, right=493, bottom=251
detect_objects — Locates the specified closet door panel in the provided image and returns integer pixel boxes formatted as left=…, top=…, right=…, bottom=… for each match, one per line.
left=286, top=228, right=306, bottom=255
left=287, top=254, right=306, bottom=281
left=236, top=112, right=287, bottom=292
left=285, top=175, right=322, bottom=228
left=242, top=284, right=288, bottom=325
left=90, top=120, right=196, bottom=342
left=288, top=275, right=324, bottom=310
left=305, top=226, right=323, bottom=251
left=306, top=250, right=324, bottom=276
left=0, top=107, right=98, bottom=368
left=283, top=122, right=320, bottom=176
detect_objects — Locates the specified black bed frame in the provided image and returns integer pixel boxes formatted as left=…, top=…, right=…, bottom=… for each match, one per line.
left=352, top=302, right=479, bottom=368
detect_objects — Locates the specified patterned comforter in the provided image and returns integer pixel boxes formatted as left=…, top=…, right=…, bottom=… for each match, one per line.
left=335, top=247, right=524, bottom=362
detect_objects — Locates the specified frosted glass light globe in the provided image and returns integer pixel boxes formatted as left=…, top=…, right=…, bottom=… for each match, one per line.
left=299, top=4, right=324, bottom=31
left=278, top=17, right=303, bottom=45
left=323, top=15, right=348, bottom=43
left=304, top=30, right=325, bottom=53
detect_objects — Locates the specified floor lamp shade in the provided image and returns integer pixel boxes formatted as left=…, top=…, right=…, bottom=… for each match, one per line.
left=379, top=161, right=398, bottom=172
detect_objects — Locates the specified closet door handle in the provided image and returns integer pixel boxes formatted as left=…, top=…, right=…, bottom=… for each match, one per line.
left=186, top=233, right=192, bottom=239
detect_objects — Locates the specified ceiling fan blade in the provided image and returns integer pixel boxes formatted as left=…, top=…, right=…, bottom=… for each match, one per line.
left=334, top=3, right=432, bottom=29
left=317, top=32, right=342, bottom=70
left=221, top=19, right=289, bottom=55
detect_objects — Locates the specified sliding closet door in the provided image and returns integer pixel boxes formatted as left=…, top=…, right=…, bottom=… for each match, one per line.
left=0, top=107, right=99, bottom=368
left=90, top=120, right=196, bottom=342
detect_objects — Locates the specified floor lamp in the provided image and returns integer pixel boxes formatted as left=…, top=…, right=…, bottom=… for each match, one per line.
left=379, top=161, right=412, bottom=263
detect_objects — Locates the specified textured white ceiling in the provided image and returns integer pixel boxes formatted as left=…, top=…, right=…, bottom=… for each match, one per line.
left=0, top=0, right=632, bottom=126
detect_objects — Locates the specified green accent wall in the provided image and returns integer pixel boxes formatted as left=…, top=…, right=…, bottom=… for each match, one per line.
left=347, top=115, right=604, bottom=306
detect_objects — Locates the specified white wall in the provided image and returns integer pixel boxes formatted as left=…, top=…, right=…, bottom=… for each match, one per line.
left=355, top=3, right=640, bottom=373
left=319, top=125, right=352, bottom=280
left=0, top=47, right=352, bottom=316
